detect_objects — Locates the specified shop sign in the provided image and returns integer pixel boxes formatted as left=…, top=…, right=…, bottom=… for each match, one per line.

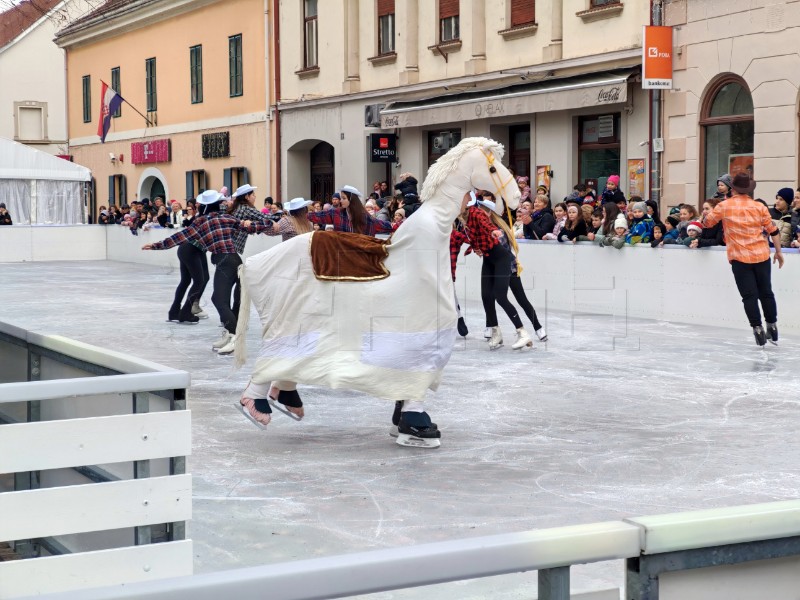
left=642, top=25, right=673, bottom=89
left=370, top=133, right=397, bottom=163
left=202, top=132, right=230, bottom=159
left=131, top=139, right=170, bottom=164
left=596, top=87, right=622, bottom=104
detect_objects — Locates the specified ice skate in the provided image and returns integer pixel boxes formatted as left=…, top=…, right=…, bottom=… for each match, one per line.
left=483, top=327, right=492, bottom=339
left=166, top=308, right=180, bottom=323
left=177, top=308, right=199, bottom=325
left=752, top=325, right=767, bottom=347
left=396, top=411, right=441, bottom=449
left=535, top=327, right=547, bottom=342
left=235, top=397, right=272, bottom=430
left=389, top=401, right=402, bottom=438
left=511, top=327, right=533, bottom=350
left=268, top=386, right=304, bottom=421
left=191, top=300, right=209, bottom=319
left=212, top=331, right=232, bottom=352
left=766, top=322, right=778, bottom=345
left=217, top=334, right=237, bottom=355
left=488, top=326, right=503, bottom=350
left=457, top=317, right=469, bottom=337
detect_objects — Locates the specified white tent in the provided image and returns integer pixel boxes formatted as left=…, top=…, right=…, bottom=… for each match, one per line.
left=0, top=137, right=91, bottom=224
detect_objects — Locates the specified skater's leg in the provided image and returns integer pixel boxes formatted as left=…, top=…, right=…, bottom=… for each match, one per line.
left=269, top=380, right=304, bottom=418
left=169, top=244, right=193, bottom=320
left=509, top=275, right=542, bottom=330
left=731, top=260, right=763, bottom=326
left=239, top=380, right=272, bottom=427
left=182, top=245, right=207, bottom=315
left=488, top=247, right=523, bottom=329
left=753, top=258, right=777, bottom=324
left=211, top=254, right=240, bottom=334
left=396, top=399, right=441, bottom=449
left=480, top=258, right=498, bottom=327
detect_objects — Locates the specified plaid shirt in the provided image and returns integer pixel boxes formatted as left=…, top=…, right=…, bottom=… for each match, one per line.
left=449, top=228, right=471, bottom=281
left=231, top=204, right=271, bottom=253
left=307, top=208, right=393, bottom=236
left=704, top=195, right=778, bottom=264
left=463, top=205, right=499, bottom=255
left=150, top=213, right=245, bottom=254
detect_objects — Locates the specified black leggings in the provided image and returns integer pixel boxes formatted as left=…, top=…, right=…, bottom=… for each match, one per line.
left=170, top=244, right=209, bottom=314
left=211, top=253, right=242, bottom=334
left=730, top=259, right=777, bottom=327
left=481, top=244, right=523, bottom=329
left=509, top=275, right=542, bottom=330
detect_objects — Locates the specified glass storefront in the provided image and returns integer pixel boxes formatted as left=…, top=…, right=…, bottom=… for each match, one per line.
left=578, top=114, right=620, bottom=191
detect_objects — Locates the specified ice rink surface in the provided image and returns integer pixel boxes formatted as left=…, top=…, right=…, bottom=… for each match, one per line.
left=3, top=260, right=800, bottom=599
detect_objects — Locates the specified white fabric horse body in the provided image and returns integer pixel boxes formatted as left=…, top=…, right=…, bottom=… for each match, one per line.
left=236, top=137, right=520, bottom=402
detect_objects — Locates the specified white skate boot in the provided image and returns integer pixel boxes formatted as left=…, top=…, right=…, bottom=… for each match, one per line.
left=535, top=327, right=547, bottom=342
left=483, top=327, right=492, bottom=339
left=488, top=326, right=503, bottom=350
left=511, top=327, right=533, bottom=350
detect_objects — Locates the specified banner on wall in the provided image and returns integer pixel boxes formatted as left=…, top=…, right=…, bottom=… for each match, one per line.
left=536, top=165, right=551, bottom=192
left=642, top=26, right=673, bottom=89
left=628, top=159, right=646, bottom=197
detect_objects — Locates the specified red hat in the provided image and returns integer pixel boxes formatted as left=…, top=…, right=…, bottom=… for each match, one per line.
left=687, top=221, right=703, bottom=235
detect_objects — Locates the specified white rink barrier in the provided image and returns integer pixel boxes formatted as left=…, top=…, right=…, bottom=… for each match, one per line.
left=33, top=500, right=800, bottom=600
left=0, top=320, right=192, bottom=599
left=2, top=225, right=799, bottom=331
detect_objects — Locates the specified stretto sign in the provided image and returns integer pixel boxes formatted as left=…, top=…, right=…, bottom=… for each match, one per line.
left=642, top=26, right=673, bottom=89
left=370, top=133, right=397, bottom=163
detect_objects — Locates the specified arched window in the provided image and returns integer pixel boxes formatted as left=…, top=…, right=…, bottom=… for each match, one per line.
left=700, top=76, right=754, bottom=201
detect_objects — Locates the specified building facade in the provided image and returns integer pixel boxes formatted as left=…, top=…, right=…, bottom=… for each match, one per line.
left=277, top=0, right=652, bottom=204
left=56, top=0, right=272, bottom=219
left=662, top=0, right=800, bottom=207
left=0, top=0, right=93, bottom=156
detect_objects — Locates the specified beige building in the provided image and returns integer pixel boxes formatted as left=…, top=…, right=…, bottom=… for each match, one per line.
left=277, top=0, right=652, bottom=203
left=662, top=0, right=800, bottom=206
left=56, top=0, right=273, bottom=219
left=0, top=0, right=93, bottom=156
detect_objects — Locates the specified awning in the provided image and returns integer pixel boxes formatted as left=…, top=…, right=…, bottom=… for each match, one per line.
left=0, top=137, right=91, bottom=181
left=380, top=70, right=636, bottom=129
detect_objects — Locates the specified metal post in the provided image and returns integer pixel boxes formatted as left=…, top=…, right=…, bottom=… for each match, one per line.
left=168, top=389, right=187, bottom=542
left=133, top=392, right=151, bottom=546
left=650, top=0, right=663, bottom=204
left=538, top=566, right=570, bottom=600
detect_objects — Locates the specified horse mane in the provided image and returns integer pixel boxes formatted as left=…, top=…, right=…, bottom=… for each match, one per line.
left=419, top=137, right=505, bottom=203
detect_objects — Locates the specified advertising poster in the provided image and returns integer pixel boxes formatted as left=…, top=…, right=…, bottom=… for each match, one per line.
left=536, top=165, right=551, bottom=193
left=728, top=154, right=754, bottom=179
left=628, top=159, right=646, bottom=197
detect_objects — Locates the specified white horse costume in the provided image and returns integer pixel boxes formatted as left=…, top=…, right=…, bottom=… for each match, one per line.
left=234, top=137, right=519, bottom=443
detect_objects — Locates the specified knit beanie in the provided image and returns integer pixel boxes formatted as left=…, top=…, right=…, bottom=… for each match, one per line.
left=666, top=215, right=679, bottom=228
left=613, top=214, right=628, bottom=230
left=607, top=175, right=621, bottom=187
left=632, top=201, right=647, bottom=213
left=776, top=187, right=794, bottom=205
left=687, top=221, right=703, bottom=235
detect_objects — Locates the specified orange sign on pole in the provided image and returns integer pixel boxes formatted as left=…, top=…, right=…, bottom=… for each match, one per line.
left=642, top=26, right=673, bottom=89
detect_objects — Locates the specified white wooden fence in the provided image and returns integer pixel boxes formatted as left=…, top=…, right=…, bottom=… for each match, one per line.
left=0, top=321, right=192, bottom=599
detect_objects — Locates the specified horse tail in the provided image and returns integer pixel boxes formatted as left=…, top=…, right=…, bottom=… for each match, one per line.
left=233, top=262, right=251, bottom=369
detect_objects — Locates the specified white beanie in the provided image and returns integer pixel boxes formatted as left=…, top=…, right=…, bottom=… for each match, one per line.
left=613, top=214, right=628, bottom=230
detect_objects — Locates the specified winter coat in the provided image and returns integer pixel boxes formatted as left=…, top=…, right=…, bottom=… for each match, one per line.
left=791, top=208, right=800, bottom=237
left=625, top=216, right=655, bottom=245
left=0, top=212, right=12, bottom=226
left=542, top=216, right=566, bottom=240
left=394, top=176, right=418, bottom=197
left=662, top=228, right=679, bottom=241
left=600, top=188, right=626, bottom=205
left=697, top=221, right=724, bottom=247
left=557, top=219, right=587, bottom=242
left=769, top=208, right=793, bottom=247
left=402, top=201, right=422, bottom=217
left=523, top=208, right=555, bottom=240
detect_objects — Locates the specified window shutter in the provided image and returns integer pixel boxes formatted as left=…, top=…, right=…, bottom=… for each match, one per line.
left=223, top=168, right=232, bottom=193
left=377, top=0, right=394, bottom=17
left=120, top=175, right=127, bottom=205
left=439, top=0, right=459, bottom=19
left=186, top=171, right=194, bottom=200
left=511, top=0, right=535, bottom=26
left=242, top=168, right=249, bottom=185
left=108, top=175, right=116, bottom=205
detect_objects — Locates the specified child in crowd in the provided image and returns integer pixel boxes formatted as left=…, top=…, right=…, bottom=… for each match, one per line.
left=625, top=201, right=655, bottom=245
left=558, top=204, right=588, bottom=242
left=392, top=208, right=406, bottom=230
left=577, top=209, right=603, bottom=242
left=601, top=174, right=626, bottom=205
left=516, top=176, right=531, bottom=202
left=601, top=214, right=628, bottom=249
left=542, top=202, right=567, bottom=240
left=682, top=221, right=703, bottom=247
left=663, top=215, right=680, bottom=241
left=651, top=223, right=666, bottom=247
left=792, top=230, right=800, bottom=248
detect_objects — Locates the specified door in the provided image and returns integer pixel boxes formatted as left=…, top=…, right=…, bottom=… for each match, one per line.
left=150, top=178, right=166, bottom=201
left=508, top=125, right=530, bottom=179
left=310, top=142, right=334, bottom=202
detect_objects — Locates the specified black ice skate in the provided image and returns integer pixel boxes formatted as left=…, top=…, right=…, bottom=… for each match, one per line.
left=235, top=397, right=272, bottom=430
left=752, top=325, right=767, bottom=347
left=766, top=322, right=778, bottom=345
left=396, top=411, right=441, bottom=449
left=268, top=389, right=304, bottom=421
left=457, top=317, right=469, bottom=337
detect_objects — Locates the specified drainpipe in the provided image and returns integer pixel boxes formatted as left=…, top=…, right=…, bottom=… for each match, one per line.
left=264, top=0, right=271, bottom=195
left=550, top=0, right=563, bottom=61
left=272, top=0, right=282, bottom=200
left=650, top=0, right=663, bottom=203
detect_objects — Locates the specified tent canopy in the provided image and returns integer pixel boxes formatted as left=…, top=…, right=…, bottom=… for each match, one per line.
left=0, top=137, right=90, bottom=182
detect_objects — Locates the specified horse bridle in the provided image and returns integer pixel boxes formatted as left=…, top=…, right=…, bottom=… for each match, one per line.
left=481, top=148, right=515, bottom=222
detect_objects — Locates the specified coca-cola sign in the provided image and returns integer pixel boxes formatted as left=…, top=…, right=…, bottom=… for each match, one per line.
left=131, top=139, right=171, bottom=164
left=597, top=87, right=622, bottom=104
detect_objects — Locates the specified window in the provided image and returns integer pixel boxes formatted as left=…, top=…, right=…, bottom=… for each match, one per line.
left=16, top=104, right=45, bottom=141
left=700, top=76, right=753, bottom=201
left=578, top=114, right=621, bottom=190
left=185, top=170, right=208, bottom=199
left=377, top=0, right=395, bottom=55
left=223, top=167, right=249, bottom=192
left=108, top=174, right=127, bottom=206
left=82, top=75, right=91, bottom=123
left=439, top=0, right=460, bottom=42
left=110, top=67, right=121, bottom=117
left=511, top=0, right=535, bottom=27
left=145, top=58, right=157, bottom=112
left=427, top=129, right=462, bottom=169
left=229, top=35, right=243, bottom=97
left=591, top=0, right=619, bottom=6
left=190, top=45, right=203, bottom=103
left=304, top=0, right=318, bottom=68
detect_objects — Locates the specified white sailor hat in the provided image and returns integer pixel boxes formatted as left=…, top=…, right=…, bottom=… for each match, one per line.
left=466, top=190, right=478, bottom=207
left=478, top=199, right=497, bottom=212
left=233, top=184, right=257, bottom=198
left=340, top=185, right=362, bottom=197
left=284, top=197, right=313, bottom=212
left=197, top=190, right=223, bottom=205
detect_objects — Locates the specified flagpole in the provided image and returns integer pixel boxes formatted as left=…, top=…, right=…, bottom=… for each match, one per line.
left=100, top=80, right=153, bottom=127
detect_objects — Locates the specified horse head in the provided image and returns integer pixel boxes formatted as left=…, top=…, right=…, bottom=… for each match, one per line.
left=420, top=137, right=521, bottom=219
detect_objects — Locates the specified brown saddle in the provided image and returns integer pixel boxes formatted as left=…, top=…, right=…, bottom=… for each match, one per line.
left=309, top=230, right=390, bottom=281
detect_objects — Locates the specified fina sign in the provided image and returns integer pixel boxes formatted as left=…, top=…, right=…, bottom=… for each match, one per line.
left=370, top=133, right=397, bottom=163
left=642, top=25, right=673, bottom=89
